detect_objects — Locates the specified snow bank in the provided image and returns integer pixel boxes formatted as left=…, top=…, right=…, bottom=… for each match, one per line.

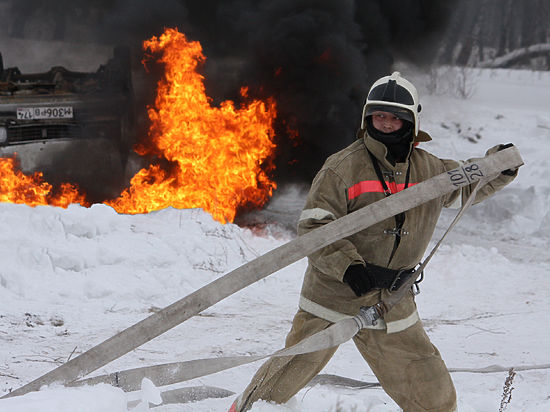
left=0, top=203, right=276, bottom=306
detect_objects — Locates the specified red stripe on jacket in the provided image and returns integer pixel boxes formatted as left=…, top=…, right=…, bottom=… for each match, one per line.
left=347, top=180, right=417, bottom=200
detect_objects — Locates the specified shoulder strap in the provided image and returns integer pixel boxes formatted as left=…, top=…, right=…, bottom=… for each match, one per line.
left=367, top=150, right=411, bottom=265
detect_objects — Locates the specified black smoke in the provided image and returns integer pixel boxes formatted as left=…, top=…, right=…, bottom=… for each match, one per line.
left=2, top=0, right=455, bottom=198
left=180, top=0, right=456, bottom=182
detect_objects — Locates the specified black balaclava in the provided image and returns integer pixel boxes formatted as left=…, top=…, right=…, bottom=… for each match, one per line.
left=365, top=116, right=414, bottom=164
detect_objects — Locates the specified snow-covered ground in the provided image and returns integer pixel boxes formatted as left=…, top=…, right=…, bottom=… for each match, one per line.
left=1, top=68, right=549, bottom=412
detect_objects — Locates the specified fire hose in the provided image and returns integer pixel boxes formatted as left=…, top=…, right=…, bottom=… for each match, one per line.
left=70, top=176, right=484, bottom=392
left=2, top=146, right=524, bottom=398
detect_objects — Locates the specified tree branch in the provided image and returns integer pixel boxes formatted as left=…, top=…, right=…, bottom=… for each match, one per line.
left=479, top=43, right=550, bottom=68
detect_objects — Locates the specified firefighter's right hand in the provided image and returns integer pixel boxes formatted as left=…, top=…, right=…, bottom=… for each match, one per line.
left=343, top=264, right=375, bottom=297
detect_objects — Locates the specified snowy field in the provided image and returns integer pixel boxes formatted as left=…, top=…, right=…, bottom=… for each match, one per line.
left=1, top=67, right=550, bottom=411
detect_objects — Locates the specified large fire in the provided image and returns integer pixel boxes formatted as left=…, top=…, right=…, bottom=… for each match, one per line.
left=0, top=28, right=278, bottom=224
left=107, top=28, right=277, bottom=223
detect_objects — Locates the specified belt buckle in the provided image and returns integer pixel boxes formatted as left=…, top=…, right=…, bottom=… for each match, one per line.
left=389, top=268, right=415, bottom=292
left=389, top=269, right=405, bottom=292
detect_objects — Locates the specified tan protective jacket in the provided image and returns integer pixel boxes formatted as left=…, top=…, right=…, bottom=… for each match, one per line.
left=297, top=132, right=517, bottom=331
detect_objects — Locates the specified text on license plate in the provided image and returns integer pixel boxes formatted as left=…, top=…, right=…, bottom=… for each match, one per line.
left=17, top=106, right=73, bottom=120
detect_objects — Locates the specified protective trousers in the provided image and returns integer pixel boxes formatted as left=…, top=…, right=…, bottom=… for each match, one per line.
left=232, top=309, right=457, bottom=412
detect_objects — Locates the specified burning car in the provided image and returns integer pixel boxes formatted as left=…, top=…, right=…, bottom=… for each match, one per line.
left=0, top=46, right=135, bottom=201
left=0, top=29, right=277, bottom=223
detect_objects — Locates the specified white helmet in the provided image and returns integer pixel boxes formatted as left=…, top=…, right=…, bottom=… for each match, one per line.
left=361, top=71, right=422, bottom=136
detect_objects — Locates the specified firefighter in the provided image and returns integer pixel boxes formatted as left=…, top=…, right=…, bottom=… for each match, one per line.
left=230, top=72, right=518, bottom=412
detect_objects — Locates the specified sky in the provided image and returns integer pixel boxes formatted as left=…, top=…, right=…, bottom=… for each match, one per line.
left=0, top=67, right=549, bottom=411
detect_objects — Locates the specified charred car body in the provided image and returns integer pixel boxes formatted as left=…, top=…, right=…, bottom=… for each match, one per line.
left=0, top=46, right=135, bottom=201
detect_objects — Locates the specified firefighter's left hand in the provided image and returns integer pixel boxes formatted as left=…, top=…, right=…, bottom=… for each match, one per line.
left=493, top=143, right=519, bottom=176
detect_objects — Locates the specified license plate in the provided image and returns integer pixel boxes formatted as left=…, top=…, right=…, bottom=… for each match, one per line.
left=17, top=106, right=74, bottom=120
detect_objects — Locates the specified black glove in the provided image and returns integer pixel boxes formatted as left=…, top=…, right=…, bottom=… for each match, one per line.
left=343, top=264, right=376, bottom=297
left=497, top=143, right=518, bottom=176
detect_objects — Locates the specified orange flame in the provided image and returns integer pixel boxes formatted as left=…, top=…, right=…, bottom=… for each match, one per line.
left=0, top=157, right=87, bottom=208
left=106, top=28, right=277, bottom=223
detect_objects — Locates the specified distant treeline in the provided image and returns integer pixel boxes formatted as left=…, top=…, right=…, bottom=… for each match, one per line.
left=437, top=0, right=550, bottom=69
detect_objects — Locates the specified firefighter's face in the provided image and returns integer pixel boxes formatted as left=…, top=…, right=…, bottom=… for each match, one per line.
left=371, top=111, right=403, bottom=133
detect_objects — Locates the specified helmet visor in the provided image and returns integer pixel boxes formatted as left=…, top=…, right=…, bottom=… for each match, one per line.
left=365, top=104, right=414, bottom=123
